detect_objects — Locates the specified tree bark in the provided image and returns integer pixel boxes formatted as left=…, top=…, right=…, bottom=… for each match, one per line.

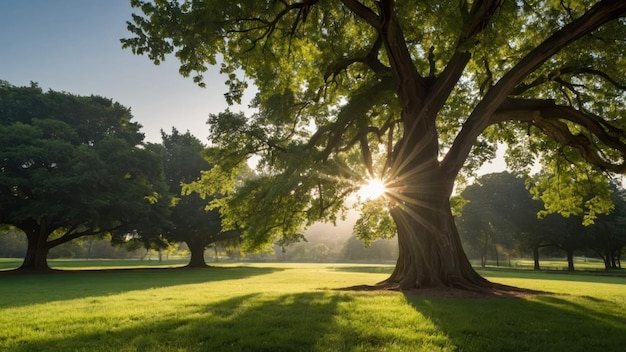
left=380, top=189, right=490, bottom=290
left=18, top=220, right=52, bottom=271
left=20, top=239, right=51, bottom=271
left=186, top=239, right=208, bottom=268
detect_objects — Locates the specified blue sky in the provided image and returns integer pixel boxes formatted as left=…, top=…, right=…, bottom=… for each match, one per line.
left=0, top=0, right=241, bottom=143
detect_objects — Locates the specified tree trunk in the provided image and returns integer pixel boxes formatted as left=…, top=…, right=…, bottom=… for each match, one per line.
left=602, top=247, right=611, bottom=270
left=610, top=248, right=619, bottom=269
left=186, top=239, right=207, bottom=268
left=378, top=45, right=492, bottom=290
left=18, top=220, right=52, bottom=271
left=481, top=236, right=489, bottom=268
left=566, top=250, right=575, bottom=271
left=533, top=246, right=541, bottom=271
left=21, top=242, right=51, bottom=271
left=380, top=194, right=490, bottom=290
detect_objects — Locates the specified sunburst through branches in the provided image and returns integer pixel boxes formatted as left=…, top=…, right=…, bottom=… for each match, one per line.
left=357, top=178, right=387, bottom=200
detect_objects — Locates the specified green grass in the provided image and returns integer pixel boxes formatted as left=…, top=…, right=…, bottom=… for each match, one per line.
left=1, top=263, right=625, bottom=351
left=0, top=258, right=189, bottom=271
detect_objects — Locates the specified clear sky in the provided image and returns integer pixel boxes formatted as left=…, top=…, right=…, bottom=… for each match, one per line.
left=0, top=0, right=243, bottom=144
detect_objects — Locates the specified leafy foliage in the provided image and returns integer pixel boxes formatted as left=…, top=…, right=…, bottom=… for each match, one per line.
left=457, top=172, right=626, bottom=270
left=457, top=172, right=542, bottom=261
left=123, top=1, right=626, bottom=287
left=0, top=82, right=168, bottom=269
left=155, top=128, right=239, bottom=266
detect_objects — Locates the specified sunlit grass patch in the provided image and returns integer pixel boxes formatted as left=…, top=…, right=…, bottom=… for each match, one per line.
left=0, top=263, right=625, bottom=351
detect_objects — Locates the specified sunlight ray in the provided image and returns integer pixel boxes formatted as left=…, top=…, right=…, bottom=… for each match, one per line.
left=357, top=178, right=387, bottom=200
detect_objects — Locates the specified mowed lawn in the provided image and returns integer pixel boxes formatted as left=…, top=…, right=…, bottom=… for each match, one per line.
left=1, top=262, right=625, bottom=352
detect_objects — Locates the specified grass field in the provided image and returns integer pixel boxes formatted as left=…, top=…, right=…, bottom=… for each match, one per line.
left=1, top=262, right=625, bottom=351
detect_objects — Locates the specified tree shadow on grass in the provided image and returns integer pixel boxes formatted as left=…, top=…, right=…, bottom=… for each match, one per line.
left=6, top=292, right=357, bottom=352
left=405, top=293, right=626, bottom=352
left=477, top=268, right=626, bottom=285
left=0, top=266, right=282, bottom=308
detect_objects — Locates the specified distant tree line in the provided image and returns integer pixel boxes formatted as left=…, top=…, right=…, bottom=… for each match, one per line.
left=456, top=172, right=626, bottom=271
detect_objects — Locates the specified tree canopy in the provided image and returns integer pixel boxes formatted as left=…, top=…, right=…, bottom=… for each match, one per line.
left=156, top=128, right=240, bottom=267
left=457, top=172, right=626, bottom=270
left=0, top=81, right=169, bottom=270
left=124, top=1, right=626, bottom=290
left=456, top=172, right=542, bottom=267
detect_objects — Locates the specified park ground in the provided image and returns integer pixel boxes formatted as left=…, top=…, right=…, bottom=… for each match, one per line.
left=1, top=260, right=625, bottom=351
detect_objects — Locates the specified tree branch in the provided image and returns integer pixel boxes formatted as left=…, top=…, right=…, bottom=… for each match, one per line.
left=442, top=0, right=626, bottom=177
left=490, top=99, right=626, bottom=173
left=511, top=66, right=626, bottom=96
left=47, top=224, right=126, bottom=249
left=414, top=0, right=503, bottom=124
left=307, top=76, right=395, bottom=161
left=340, top=0, right=382, bottom=30
left=324, top=35, right=389, bottom=83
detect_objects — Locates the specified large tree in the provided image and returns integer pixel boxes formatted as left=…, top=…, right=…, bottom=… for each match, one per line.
left=0, top=82, right=169, bottom=271
left=123, top=1, right=626, bottom=290
left=156, top=128, right=240, bottom=267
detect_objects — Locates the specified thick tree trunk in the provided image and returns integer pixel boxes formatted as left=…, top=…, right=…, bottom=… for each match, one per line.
left=21, top=244, right=51, bottom=271
left=16, top=219, right=53, bottom=271
left=380, top=193, right=490, bottom=290
left=186, top=239, right=208, bottom=268
left=378, top=97, right=491, bottom=290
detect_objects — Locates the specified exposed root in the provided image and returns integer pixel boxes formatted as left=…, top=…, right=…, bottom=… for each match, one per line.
left=335, top=283, right=402, bottom=292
